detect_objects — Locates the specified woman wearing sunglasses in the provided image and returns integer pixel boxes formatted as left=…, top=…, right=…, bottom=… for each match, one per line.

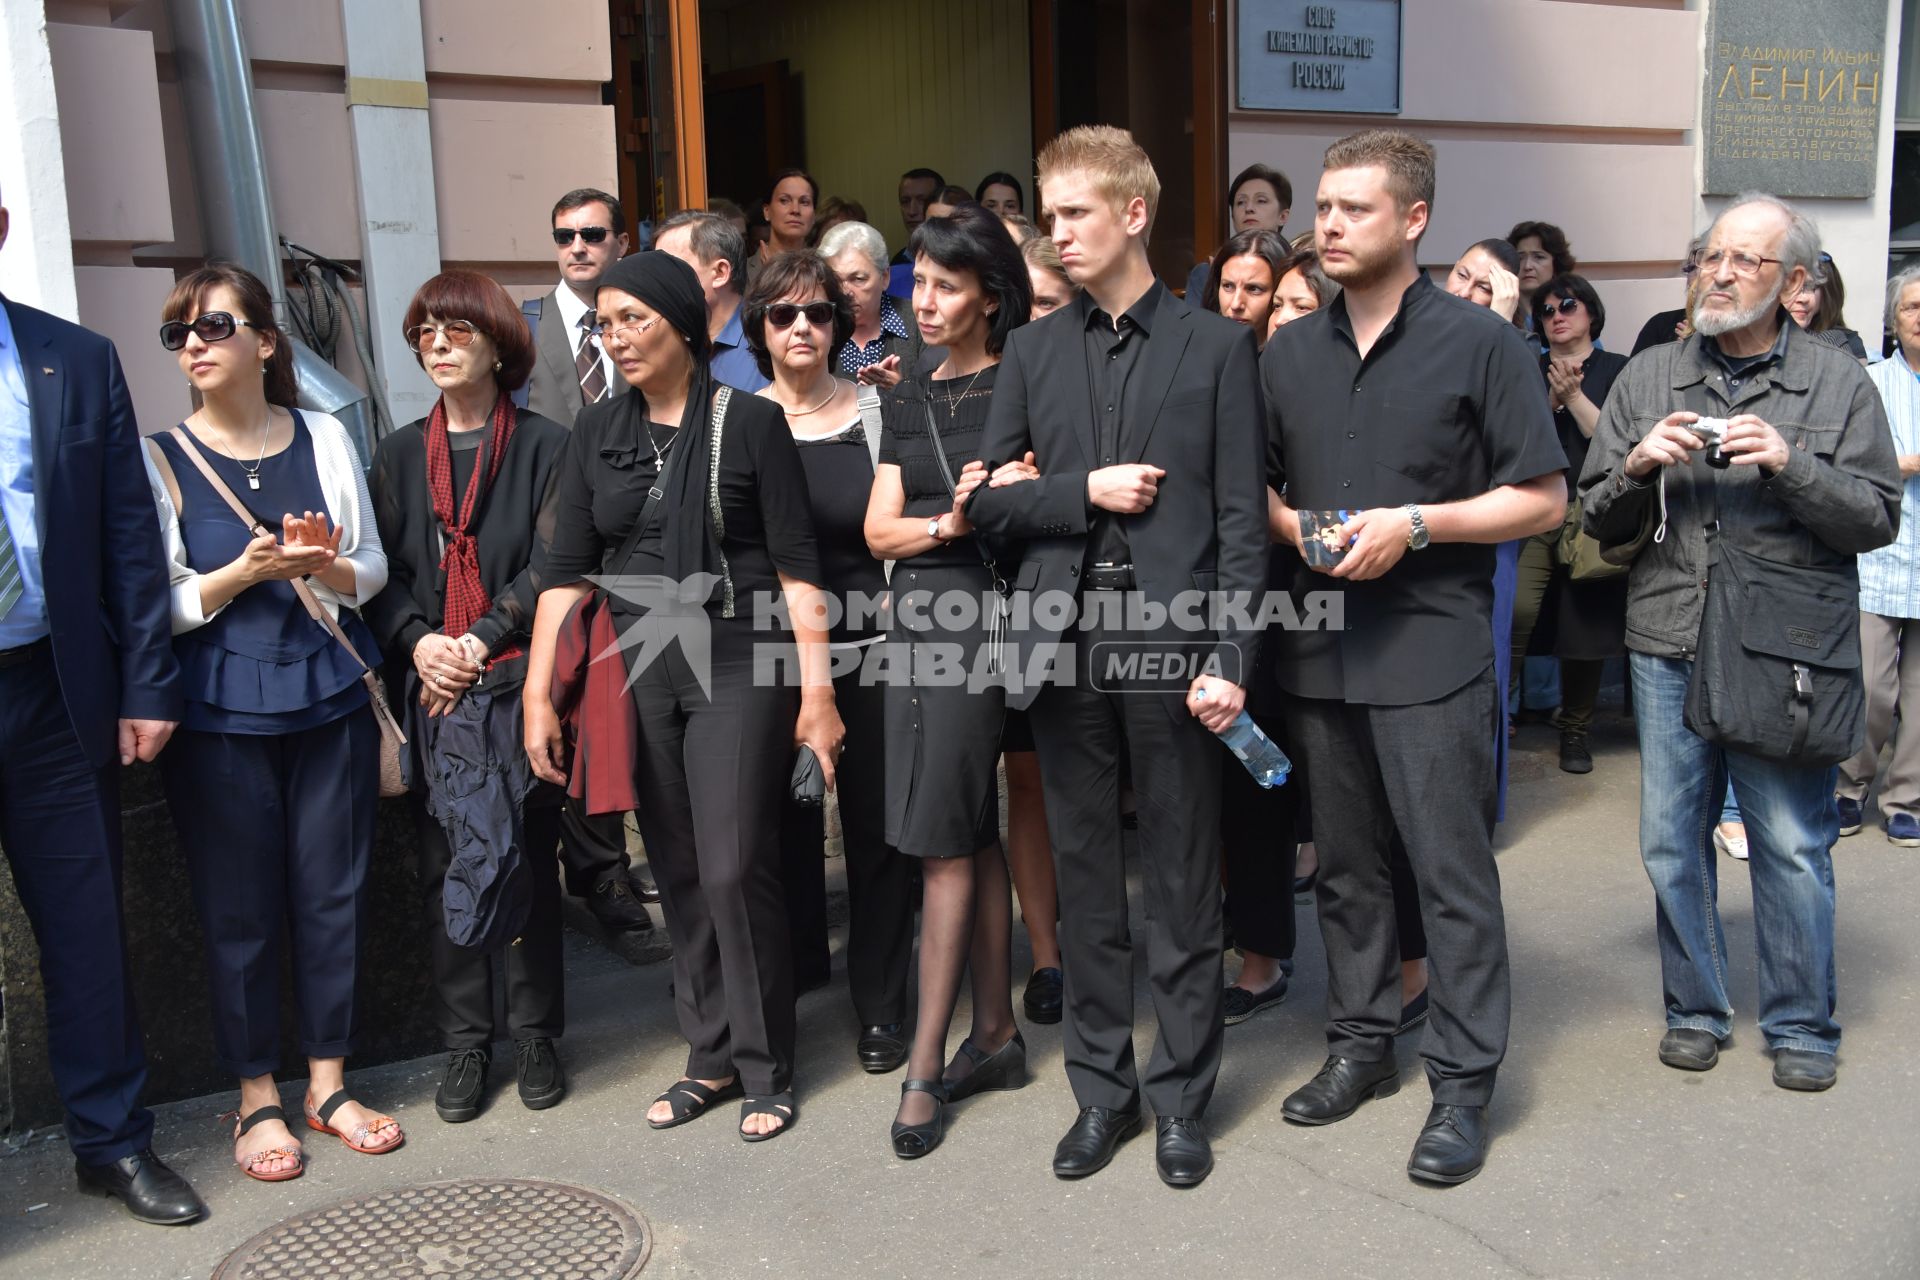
left=139, top=263, right=396, bottom=1183
left=1512, top=273, right=1630, bottom=776
left=742, top=252, right=916, bottom=1076
left=525, top=251, right=842, bottom=1142
left=362, top=271, right=572, bottom=1126
left=864, top=203, right=1034, bottom=1159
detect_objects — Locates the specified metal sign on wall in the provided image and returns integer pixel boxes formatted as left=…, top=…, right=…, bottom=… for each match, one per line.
left=1702, top=0, right=1888, bottom=198
left=1237, top=0, right=1402, bottom=114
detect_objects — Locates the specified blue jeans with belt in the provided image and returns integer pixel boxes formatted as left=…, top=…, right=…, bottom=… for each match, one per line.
left=1628, top=652, right=1840, bottom=1055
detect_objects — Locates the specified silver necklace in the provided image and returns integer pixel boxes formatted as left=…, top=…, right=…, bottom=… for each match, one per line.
left=208, top=407, right=273, bottom=490
left=935, top=365, right=989, bottom=417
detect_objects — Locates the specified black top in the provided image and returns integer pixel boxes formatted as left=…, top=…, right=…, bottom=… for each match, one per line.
left=1263, top=274, right=1566, bottom=706
left=1632, top=307, right=1687, bottom=356
left=793, top=416, right=888, bottom=642
left=879, top=365, right=1001, bottom=570
left=1545, top=348, right=1629, bottom=480
left=1081, top=282, right=1164, bottom=568
left=541, top=387, right=823, bottom=629
left=365, top=409, right=570, bottom=689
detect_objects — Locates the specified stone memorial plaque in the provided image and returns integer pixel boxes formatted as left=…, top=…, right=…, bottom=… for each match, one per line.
left=1703, top=0, right=1888, bottom=198
left=1238, top=0, right=1402, bottom=115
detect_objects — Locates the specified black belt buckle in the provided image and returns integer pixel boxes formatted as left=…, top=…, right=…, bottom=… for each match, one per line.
left=1084, top=562, right=1136, bottom=591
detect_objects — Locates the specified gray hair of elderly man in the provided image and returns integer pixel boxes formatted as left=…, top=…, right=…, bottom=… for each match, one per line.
left=657, top=209, right=747, bottom=293
left=1713, top=191, right=1823, bottom=281
left=1885, top=261, right=1920, bottom=335
left=818, top=220, right=890, bottom=276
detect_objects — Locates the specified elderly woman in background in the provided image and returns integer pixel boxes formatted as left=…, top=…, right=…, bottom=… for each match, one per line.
left=365, top=271, right=572, bottom=1127
left=975, top=171, right=1026, bottom=218
left=1185, top=163, right=1292, bottom=301
left=821, top=220, right=922, bottom=391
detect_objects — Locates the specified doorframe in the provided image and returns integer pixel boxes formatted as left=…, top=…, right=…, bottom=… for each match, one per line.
left=1192, top=0, right=1228, bottom=268
left=667, top=0, right=707, bottom=209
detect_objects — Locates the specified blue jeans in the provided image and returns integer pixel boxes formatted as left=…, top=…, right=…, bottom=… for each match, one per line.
left=1628, top=653, right=1840, bottom=1055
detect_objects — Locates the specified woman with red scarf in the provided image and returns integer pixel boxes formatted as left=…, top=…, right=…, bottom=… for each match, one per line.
left=365, top=270, right=571, bottom=1127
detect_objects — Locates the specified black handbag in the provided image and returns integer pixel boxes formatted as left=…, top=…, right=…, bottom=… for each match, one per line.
left=1682, top=472, right=1865, bottom=767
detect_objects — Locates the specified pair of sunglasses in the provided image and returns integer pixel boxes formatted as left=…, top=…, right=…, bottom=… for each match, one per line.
left=405, top=320, right=480, bottom=351
left=765, top=301, right=836, bottom=330
left=553, top=226, right=611, bottom=245
left=159, top=311, right=261, bottom=350
left=1540, top=296, right=1583, bottom=317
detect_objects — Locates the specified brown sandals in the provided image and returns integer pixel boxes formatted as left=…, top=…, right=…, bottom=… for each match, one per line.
left=231, top=1104, right=304, bottom=1182
left=304, top=1088, right=405, bottom=1155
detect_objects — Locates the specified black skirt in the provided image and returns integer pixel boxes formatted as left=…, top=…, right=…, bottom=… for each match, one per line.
left=883, top=561, right=1005, bottom=858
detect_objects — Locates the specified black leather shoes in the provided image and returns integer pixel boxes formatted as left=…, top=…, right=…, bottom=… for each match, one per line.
left=943, top=1029, right=1027, bottom=1102
left=856, top=1024, right=908, bottom=1074
left=588, top=875, right=653, bottom=932
left=1023, top=967, right=1064, bottom=1024
left=1282, top=1054, right=1400, bottom=1125
left=1051, top=1106, right=1142, bottom=1178
left=628, top=863, right=661, bottom=903
left=1155, top=1117, right=1213, bottom=1187
left=75, top=1149, right=205, bottom=1225
left=1658, top=1027, right=1724, bottom=1071
left=1407, top=1104, right=1489, bottom=1185
left=1772, top=1048, right=1837, bottom=1092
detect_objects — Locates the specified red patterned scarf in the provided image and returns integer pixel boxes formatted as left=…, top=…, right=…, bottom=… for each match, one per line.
left=425, top=392, right=521, bottom=663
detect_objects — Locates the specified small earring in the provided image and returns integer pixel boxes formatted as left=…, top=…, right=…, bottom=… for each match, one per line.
left=494, top=360, right=503, bottom=372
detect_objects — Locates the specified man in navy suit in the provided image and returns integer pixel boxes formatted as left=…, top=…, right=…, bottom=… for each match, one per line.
left=0, top=192, right=204, bottom=1224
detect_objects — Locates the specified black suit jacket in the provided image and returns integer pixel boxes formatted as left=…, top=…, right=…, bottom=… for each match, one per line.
left=967, top=286, right=1267, bottom=710
left=3, top=297, right=182, bottom=765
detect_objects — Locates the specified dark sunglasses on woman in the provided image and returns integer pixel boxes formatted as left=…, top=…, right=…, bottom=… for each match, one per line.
left=404, top=320, right=481, bottom=351
left=158, top=311, right=261, bottom=350
left=552, top=226, right=611, bottom=245
left=765, top=301, right=836, bottom=329
left=1541, top=296, right=1582, bottom=317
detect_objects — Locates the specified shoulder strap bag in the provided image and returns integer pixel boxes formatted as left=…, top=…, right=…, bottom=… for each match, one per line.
left=920, top=388, right=1007, bottom=675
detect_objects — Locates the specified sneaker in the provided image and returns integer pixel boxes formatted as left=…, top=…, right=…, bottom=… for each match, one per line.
left=1558, top=730, right=1593, bottom=775
left=1887, top=813, right=1920, bottom=847
left=587, top=875, right=654, bottom=932
left=515, top=1037, right=566, bottom=1110
left=435, top=1048, right=490, bottom=1123
left=1835, top=795, right=1863, bottom=837
left=1713, top=823, right=1749, bottom=862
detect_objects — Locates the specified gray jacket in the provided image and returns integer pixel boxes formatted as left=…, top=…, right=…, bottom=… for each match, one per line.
left=1578, top=322, right=1901, bottom=660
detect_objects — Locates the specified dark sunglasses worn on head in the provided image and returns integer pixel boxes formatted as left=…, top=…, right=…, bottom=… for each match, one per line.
left=405, top=320, right=481, bottom=351
left=1542, top=296, right=1582, bottom=317
left=159, top=311, right=261, bottom=350
left=765, top=301, right=836, bottom=329
left=553, top=226, right=611, bottom=245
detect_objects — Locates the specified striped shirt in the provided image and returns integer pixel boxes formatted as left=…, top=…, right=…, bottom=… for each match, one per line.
left=1859, top=349, right=1920, bottom=619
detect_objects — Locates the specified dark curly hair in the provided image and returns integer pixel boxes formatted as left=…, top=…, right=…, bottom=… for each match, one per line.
left=1508, top=221, right=1576, bottom=277
left=741, top=250, right=855, bottom=379
left=906, top=203, right=1032, bottom=356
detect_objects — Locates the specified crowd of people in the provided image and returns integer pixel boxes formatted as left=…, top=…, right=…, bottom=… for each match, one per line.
left=0, top=116, right=1905, bottom=1228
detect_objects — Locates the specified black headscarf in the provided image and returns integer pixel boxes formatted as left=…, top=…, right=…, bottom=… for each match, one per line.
left=596, top=251, right=734, bottom=613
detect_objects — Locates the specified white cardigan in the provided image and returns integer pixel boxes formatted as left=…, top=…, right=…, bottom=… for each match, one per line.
left=141, top=409, right=388, bottom=635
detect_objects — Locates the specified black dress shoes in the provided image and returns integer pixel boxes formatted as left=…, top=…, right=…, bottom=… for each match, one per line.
left=587, top=875, right=654, bottom=932
left=1658, top=1027, right=1725, bottom=1071
left=1023, top=967, right=1064, bottom=1024
left=1407, top=1104, right=1489, bottom=1185
left=1282, top=1054, right=1400, bottom=1125
left=944, top=1029, right=1028, bottom=1102
left=75, top=1149, right=205, bottom=1225
left=1155, top=1117, right=1213, bottom=1187
left=857, top=1024, right=909, bottom=1074
left=1051, top=1106, right=1143, bottom=1178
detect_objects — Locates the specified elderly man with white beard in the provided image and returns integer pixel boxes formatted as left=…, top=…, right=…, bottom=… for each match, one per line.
left=1580, top=193, right=1901, bottom=1094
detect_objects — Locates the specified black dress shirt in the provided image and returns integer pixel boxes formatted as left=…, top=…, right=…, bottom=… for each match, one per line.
left=1081, top=281, right=1165, bottom=569
left=1263, top=274, right=1565, bottom=706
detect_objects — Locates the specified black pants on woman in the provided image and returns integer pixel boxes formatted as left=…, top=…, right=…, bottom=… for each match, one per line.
left=629, top=628, right=798, bottom=1096
left=412, top=795, right=565, bottom=1048
left=779, top=656, right=912, bottom=1025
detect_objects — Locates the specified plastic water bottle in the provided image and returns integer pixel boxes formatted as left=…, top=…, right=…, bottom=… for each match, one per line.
left=1194, top=689, right=1292, bottom=788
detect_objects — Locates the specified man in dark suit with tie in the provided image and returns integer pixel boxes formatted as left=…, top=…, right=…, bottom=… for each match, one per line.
left=0, top=194, right=204, bottom=1224
left=968, top=126, right=1267, bottom=1189
left=516, top=188, right=654, bottom=933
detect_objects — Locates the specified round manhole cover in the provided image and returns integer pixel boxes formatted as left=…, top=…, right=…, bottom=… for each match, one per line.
left=213, top=1178, right=649, bottom=1279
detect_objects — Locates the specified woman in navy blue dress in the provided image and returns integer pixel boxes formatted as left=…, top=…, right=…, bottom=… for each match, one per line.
left=142, top=264, right=397, bottom=1183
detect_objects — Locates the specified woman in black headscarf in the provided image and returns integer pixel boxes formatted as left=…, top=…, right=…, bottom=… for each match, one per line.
left=525, top=251, right=843, bottom=1143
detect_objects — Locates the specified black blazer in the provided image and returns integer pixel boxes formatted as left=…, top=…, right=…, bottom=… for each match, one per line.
left=967, top=285, right=1268, bottom=710
left=2, top=297, right=182, bottom=764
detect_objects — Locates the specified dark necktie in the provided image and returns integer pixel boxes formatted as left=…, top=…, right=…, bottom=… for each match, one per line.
left=575, top=316, right=607, bottom=405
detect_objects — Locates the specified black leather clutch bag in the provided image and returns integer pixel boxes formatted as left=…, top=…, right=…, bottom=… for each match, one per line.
left=790, top=745, right=825, bottom=807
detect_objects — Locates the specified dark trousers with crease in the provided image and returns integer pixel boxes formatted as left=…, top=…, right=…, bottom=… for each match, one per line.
left=629, top=631, right=797, bottom=1095
left=1027, top=622, right=1225, bottom=1119
left=0, top=649, right=154, bottom=1163
left=160, top=704, right=380, bottom=1079
left=412, top=795, right=565, bottom=1048
left=559, top=796, right=629, bottom=897
left=1221, top=707, right=1303, bottom=961
left=778, top=660, right=912, bottom=1023
left=1290, top=667, right=1508, bottom=1105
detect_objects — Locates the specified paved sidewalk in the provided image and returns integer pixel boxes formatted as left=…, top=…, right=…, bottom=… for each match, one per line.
left=2, top=715, right=1917, bottom=1278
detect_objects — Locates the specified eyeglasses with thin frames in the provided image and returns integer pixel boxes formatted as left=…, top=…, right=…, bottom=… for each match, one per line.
left=404, top=320, right=481, bottom=352
left=591, top=314, right=665, bottom=345
left=1697, top=249, right=1783, bottom=278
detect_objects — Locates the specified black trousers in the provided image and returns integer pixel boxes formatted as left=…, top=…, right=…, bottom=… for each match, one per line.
left=0, top=649, right=154, bottom=1163
left=629, top=633, right=797, bottom=1095
left=777, top=656, right=912, bottom=1023
left=1220, top=706, right=1304, bottom=961
left=559, top=795, right=629, bottom=897
left=1027, top=622, right=1225, bottom=1119
left=161, top=704, right=380, bottom=1078
left=412, top=795, right=565, bottom=1048
left=1290, top=668, right=1508, bottom=1106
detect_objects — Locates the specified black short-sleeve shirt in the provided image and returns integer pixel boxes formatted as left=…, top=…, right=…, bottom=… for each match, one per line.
left=1263, top=274, right=1566, bottom=706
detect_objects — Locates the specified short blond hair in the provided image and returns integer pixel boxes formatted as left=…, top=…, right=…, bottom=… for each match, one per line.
left=1322, top=128, right=1435, bottom=215
left=1038, top=125, right=1161, bottom=238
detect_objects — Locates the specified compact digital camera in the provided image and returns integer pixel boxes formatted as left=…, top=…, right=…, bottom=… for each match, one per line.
left=1690, top=416, right=1732, bottom=469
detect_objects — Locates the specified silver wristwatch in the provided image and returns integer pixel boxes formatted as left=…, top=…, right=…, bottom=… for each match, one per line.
left=927, top=516, right=945, bottom=541
left=1404, top=504, right=1430, bottom=550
